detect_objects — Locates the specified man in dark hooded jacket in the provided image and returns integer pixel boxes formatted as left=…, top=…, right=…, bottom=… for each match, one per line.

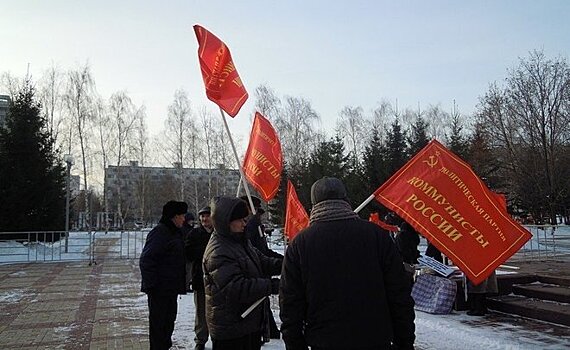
left=203, top=197, right=282, bottom=350
left=279, top=177, right=416, bottom=350
left=140, top=200, right=188, bottom=350
left=186, top=206, right=214, bottom=350
left=240, top=195, right=283, bottom=342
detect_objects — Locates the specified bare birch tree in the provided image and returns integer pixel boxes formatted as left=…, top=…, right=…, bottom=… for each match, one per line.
left=164, top=88, right=195, bottom=200
left=38, top=64, right=65, bottom=147
left=275, top=96, right=320, bottom=172
left=64, top=64, right=96, bottom=230
left=478, top=51, right=570, bottom=222
left=338, top=106, right=367, bottom=169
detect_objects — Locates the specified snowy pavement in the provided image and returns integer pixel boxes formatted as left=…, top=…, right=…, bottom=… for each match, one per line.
left=1, top=227, right=570, bottom=349
left=173, top=290, right=570, bottom=350
left=2, top=258, right=569, bottom=349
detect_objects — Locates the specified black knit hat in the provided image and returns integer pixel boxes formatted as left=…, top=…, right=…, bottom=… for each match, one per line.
left=310, top=177, right=348, bottom=204
left=162, top=200, right=188, bottom=219
left=198, top=206, right=211, bottom=215
left=229, top=200, right=250, bottom=222
left=239, top=195, right=265, bottom=214
left=185, top=212, right=195, bottom=221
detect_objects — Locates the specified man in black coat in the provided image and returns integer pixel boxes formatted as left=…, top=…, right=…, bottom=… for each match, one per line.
left=185, top=206, right=214, bottom=350
left=279, top=177, right=416, bottom=350
left=182, top=212, right=196, bottom=292
left=140, top=200, right=188, bottom=350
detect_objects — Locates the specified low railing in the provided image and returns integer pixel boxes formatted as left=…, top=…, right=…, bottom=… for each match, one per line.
left=0, top=230, right=149, bottom=263
left=516, top=225, right=569, bottom=259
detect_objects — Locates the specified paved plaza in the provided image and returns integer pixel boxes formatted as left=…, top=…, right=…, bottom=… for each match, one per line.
left=0, top=259, right=149, bottom=350
left=1, top=251, right=569, bottom=349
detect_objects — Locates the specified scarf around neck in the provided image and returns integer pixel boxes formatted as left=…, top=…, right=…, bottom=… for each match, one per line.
left=309, top=199, right=359, bottom=224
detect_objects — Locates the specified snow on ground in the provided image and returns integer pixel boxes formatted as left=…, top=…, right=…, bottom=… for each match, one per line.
left=168, top=289, right=570, bottom=350
left=1, top=226, right=570, bottom=349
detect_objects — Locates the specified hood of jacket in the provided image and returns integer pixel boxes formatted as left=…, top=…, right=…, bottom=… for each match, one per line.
left=211, top=196, right=246, bottom=236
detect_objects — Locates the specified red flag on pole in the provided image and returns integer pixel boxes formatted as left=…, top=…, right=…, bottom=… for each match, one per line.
left=373, top=139, right=531, bottom=285
left=284, top=180, right=309, bottom=242
left=369, top=213, right=399, bottom=232
left=242, top=112, right=283, bottom=202
left=193, top=25, right=248, bottom=117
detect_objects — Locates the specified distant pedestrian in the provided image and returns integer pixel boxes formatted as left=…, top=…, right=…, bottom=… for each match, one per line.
left=280, top=177, right=416, bottom=349
left=185, top=206, right=214, bottom=350
left=203, top=197, right=282, bottom=350
left=139, top=200, right=188, bottom=350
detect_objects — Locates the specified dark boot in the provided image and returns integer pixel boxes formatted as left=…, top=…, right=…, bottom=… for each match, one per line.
left=467, top=294, right=486, bottom=316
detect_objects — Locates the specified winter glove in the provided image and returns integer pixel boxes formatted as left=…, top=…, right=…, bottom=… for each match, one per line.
left=270, top=278, right=280, bottom=295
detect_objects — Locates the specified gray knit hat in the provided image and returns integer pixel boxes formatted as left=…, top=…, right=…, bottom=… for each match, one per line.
left=310, top=177, right=348, bottom=204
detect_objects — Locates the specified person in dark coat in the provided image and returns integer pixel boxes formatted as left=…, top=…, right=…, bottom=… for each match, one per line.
left=466, top=271, right=498, bottom=316
left=241, top=195, right=283, bottom=342
left=279, top=177, right=416, bottom=350
left=396, top=221, right=421, bottom=265
left=425, top=241, right=444, bottom=263
left=182, top=212, right=196, bottom=292
left=139, top=200, right=188, bottom=350
left=240, top=195, right=284, bottom=260
left=203, top=197, right=282, bottom=350
left=186, top=206, right=214, bottom=350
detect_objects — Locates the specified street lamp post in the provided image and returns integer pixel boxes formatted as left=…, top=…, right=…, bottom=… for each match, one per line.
left=64, top=154, right=74, bottom=253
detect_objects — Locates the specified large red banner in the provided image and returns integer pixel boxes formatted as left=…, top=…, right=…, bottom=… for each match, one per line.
left=193, top=25, right=248, bottom=117
left=374, top=139, right=531, bottom=285
left=284, top=180, right=309, bottom=242
left=243, top=112, right=283, bottom=202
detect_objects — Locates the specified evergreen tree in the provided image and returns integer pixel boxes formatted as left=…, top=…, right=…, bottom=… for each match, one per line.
left=407, top=115, right=430, bottom=156
left=384, top=119, right=408, bottom=176
left=0, top=81, right=66, bottom=232
left=293, top=134, right=349, bottom=209
left=307, top=134, right=349, bottom=181
left=447, top=113, right=469, bottom=159
left=362, top=126, right=389, bottom=189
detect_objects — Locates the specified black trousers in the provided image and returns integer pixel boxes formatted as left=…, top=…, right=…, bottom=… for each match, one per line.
left=147, top=293, right=178, bottom=350
left=213, top=331, right=262, bottom=350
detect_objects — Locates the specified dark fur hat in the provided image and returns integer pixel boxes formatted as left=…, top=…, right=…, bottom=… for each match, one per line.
left=162, top=200, right=188, bottom=219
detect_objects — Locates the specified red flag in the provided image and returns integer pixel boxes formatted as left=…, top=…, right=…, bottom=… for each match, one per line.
left=491, top=192, right=508, bottom=213
left=193, top=25, right=248, bottom=117
left=242, top=112, right=283, bottom=201
left=284, top=180, right=309, bottom=242
left=369, top=213, right=399, bottom=232
left=374, top=139, right=531, bottom=285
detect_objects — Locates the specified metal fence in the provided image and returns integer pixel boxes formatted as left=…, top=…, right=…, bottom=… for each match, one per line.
left=515, top=225, right=570, bottom=259
left=0, top=230, right=149, bottom=263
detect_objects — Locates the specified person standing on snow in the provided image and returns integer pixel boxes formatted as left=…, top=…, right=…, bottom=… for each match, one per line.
left=182, top=212, right=196, bottom=292
left=139, top=200, right=188, bottom=350
left=466, top=271, right=498, bottom=316
left=203, top=197, right=282, bottom=350
left=241, top=195, right=284, bottom=343
left=279, top=177, right=416, bottom=350
left=185, top=206, right=214, bottom=350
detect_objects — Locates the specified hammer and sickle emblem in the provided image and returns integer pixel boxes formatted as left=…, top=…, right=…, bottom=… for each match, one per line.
left=423, top=155, right=438, bottom=168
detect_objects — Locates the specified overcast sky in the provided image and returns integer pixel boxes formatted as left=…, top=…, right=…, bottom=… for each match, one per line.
left=2, top=0, right=569, bottom=142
